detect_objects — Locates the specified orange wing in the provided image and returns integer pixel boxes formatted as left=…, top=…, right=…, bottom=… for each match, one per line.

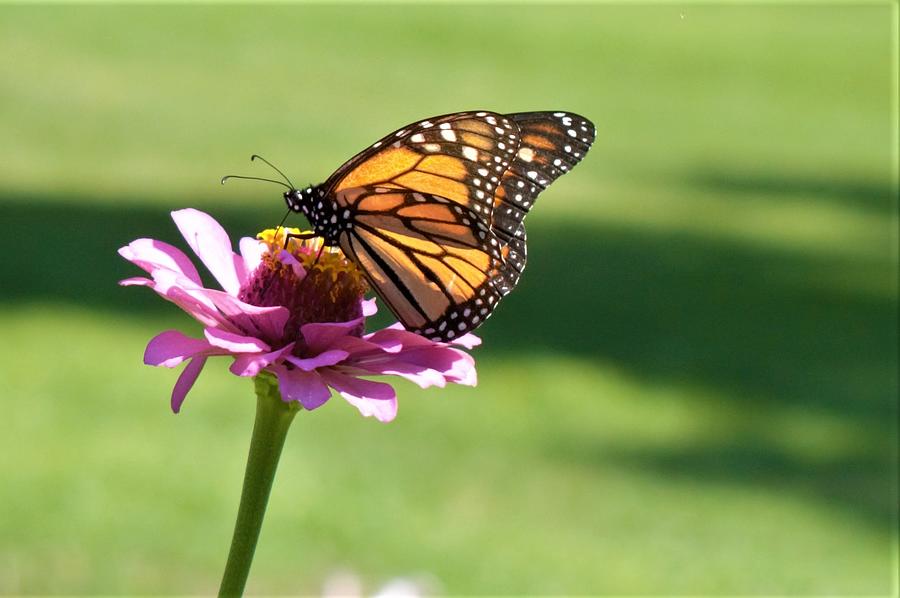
left=318, top=110, right=595, bottom=338
left=323, top=111, right=519, bottom=219
left=335, top=187, right=504, bottom=341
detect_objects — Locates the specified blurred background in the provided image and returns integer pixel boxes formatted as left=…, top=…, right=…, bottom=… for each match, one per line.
left=1, top=4, right=896, bottom=595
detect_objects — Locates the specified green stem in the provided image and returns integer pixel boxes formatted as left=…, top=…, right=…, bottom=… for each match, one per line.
left=219, top=373, right=299, bottom=597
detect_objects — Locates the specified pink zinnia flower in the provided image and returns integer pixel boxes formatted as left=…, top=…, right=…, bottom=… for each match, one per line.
left=119, top=209, right=478, bottom=422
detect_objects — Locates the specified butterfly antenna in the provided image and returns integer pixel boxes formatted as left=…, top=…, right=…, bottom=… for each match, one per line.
left=273, top=207, right=291, bottom=245
left=251, top=154, right=295, bottom=189
left=220, top=174, right=292, bottom=189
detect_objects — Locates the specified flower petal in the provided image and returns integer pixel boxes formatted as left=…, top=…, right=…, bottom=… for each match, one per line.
left=118, top=238, right=203, bottom=285
left=321, top=370, right=398, bottom=422
left=204, top=327, right=270, bottom=353
left=239, top=237, right=266, bottom=273
left=230, top=343, right=295, bottom=377
left=361, top=298, right=378, bottom=317
left=172, top=208, right=246, bottom=295
left=144, top=330, right=215, bottom=367
left=365, top=327, right=437, bottom=354
left=198, top=288, right=289, bottom=341
left=285, top=349, right=349, bottom=372
left=272, top=366, right=332, bottom=410
left=451, top=332, right=481, bottom=350
left=340, top=394, right=398, bottom=422
left=300, top=318, right=365, bottom=354
left=171, top=356, right=207, bottom=413
left=277, top=249, right=307, bottom=279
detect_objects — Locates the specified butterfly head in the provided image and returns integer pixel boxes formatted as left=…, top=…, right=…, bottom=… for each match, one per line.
left=284, top=186, right=318, bottom=215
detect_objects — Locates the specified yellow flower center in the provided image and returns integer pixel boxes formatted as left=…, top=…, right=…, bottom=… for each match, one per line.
left=257, top=227, right=367, bottom=288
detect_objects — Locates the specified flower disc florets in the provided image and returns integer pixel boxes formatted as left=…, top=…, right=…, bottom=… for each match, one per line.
left=238, top=229, right=368, bottom=347
left=119, top=209, right=479, bottom=422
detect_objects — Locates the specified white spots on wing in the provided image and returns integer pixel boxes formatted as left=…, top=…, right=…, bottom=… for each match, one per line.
left=410, top=133, right=425, bottom=143
left=423, top=143, right=441, bottom=152
left=494, top=126, right=504, bottom=134
left=440, top=129, right=457, bottom=142
left=372, top=141, right=382, bottom=148
left=527, top=171, right=538, bottom=179
left=514, top=193, right=523, bottom=201
left=553, top=158, right=562, bottom=166
left=564, top=144, right=572, bottom=153
left=553, top=112, right=565, bottom=117
left=439, top=122, right=451, bottom=130
left=562, top=116, right=573, bottom=126
left=462, top=146, right=478, bottom=161
left=473, top=178, right=481, bottom=187
left=485, top=116, right=497, bottom=125
left=475, top=111, right=487, bottom=116
left=498, top=142, right=506, bottom=150
left=477, top=167, right=489, bottom=176
left=421, top=121, right=433, bottom=128
left=567, top=129, right=577, bottom=137
left=516, top=180, right=525, bottom=188
left=343, top=209, right=351, bottom=218
left=412, top=193, right=426, bottom=202
left=476, top=190, right=485, bottom=199
left=395, top=129, right=406, bottom=137
left=517, top=147, right=535, bottom=162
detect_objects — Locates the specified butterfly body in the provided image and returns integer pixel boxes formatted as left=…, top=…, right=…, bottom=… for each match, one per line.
left=279, top=110, right=595, bottom=341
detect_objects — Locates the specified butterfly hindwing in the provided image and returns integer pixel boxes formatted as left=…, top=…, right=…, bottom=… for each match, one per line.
left=335, top=186, right=504, bottom=341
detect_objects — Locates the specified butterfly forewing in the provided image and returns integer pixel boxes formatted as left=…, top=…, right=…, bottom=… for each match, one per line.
left=325, top=111, right=518, bottom=219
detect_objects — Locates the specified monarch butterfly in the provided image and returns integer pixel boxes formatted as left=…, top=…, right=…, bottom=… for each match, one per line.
left=226, top=111, right=594, bottom=342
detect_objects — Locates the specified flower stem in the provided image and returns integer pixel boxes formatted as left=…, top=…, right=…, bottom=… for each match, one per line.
left=219, top=374, right=299, bottom=597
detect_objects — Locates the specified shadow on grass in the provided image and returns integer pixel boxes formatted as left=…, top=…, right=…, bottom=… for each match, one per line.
left=2, top=191, right=896, bottom=529
left=686, top=168, right=898, bottom=216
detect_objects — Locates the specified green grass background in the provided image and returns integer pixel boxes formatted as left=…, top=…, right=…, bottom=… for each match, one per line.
left=1, top=3, right=897, bottom=595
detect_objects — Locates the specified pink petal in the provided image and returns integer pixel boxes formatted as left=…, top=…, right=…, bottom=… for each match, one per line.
left=361, top=298, right=378, bottom=317
left=277, top=249, right=307, bottom=279
left=272, top=366, right=332, bottom=410
left=239, top=237, right=266, bottom=272
left=340, top=394, right=398, bottom=422
left=300, top=318, right=365, bottom=354
left=118, top=238, right=203, bottom=285
left=172, top=209, right=246, bottom=295
left=144, top=330, right=216, bottom=367
left=284, top=349, right=349, bottom=372
left=320, top=370, right=397, bottom=422
left=320, top=370, right=397, bottom=401
left=171, top=356, right=207, bottom=413
left=365, top=327, right=436, bottom=354
left=199, top=288, right=289, bottom=341
left=119, top=276, right=152, bottom=287
left=230, top=343, right=296, bottom=377
left=451, top=332, right=481, bottom=350
left=204, top=327, right=270, bottom=353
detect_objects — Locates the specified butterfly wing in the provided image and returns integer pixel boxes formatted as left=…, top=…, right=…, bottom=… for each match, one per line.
left=321, top=110, right=595, bottom=338
left=323, top=111, right=519, bottom=219
left=490, top=111, right=595, bottom=294
left=335, top=186, right=504, bottom=341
